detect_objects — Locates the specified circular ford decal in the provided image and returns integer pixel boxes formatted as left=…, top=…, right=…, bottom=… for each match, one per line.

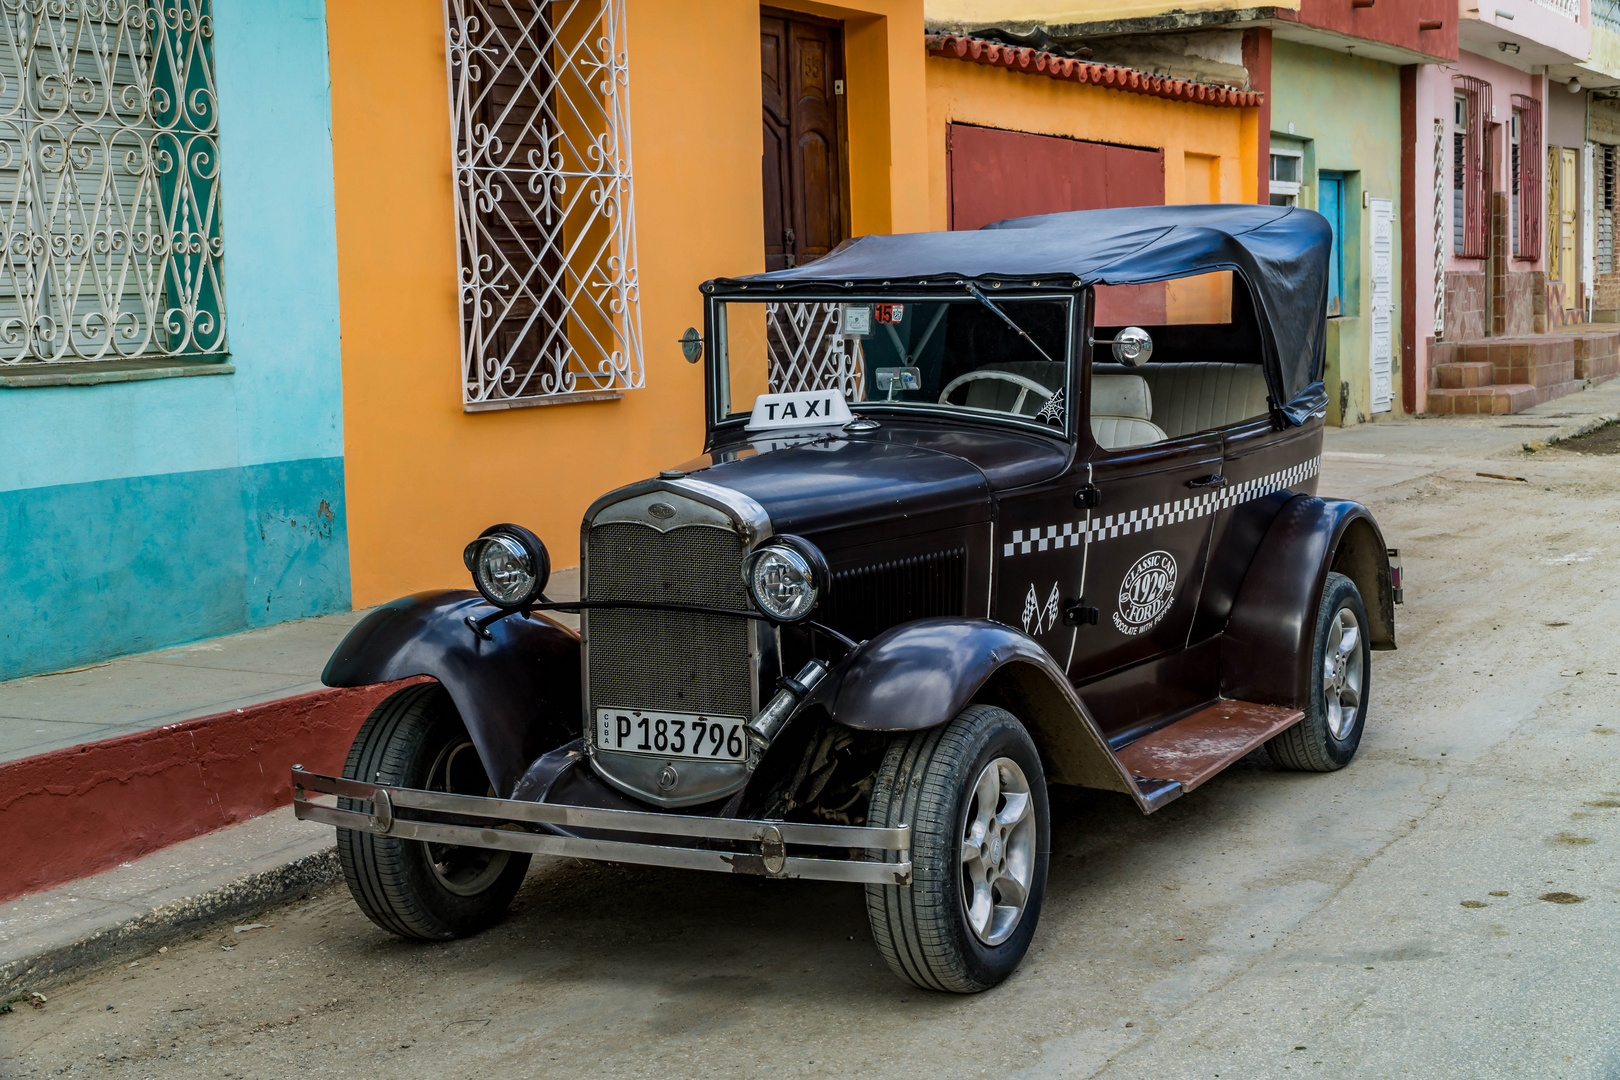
left=1113, top=551, right=1178, bottom=635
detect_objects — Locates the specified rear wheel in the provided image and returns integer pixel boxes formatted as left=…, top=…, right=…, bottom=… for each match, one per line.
left=864, top=705, right=1049, bottom=993
left=1266, top=571, right=1371, bottom=772
left=337, top=683, right=530, bottom=940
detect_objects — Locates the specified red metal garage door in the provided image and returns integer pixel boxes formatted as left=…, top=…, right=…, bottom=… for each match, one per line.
left=948, top=125, right=1168, bottom=325
left=947, top=124, right=1165, bottom=231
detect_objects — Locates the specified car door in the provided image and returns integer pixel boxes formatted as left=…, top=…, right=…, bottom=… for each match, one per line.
left=993, top=462, right=1089, bottom=668
left=1068, top=434, right=1222, bottom=684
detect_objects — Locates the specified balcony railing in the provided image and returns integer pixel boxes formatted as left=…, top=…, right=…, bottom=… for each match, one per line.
left=1595, top=0, right=1620, bottom=31
left=1533, top=0, right=1582, bottom=20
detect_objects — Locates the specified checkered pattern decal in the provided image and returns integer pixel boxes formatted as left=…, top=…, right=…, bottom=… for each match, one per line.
left=1002, top=456, right=1320, bottom=557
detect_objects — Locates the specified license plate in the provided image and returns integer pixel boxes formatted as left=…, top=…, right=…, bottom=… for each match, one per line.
left=594, top=709, right=748, bottom=761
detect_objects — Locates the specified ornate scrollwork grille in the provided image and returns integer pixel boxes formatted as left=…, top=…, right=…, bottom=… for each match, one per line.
left=446, top=0, right=642, bottom=408
left=0, top=0, right=224, bottom=366
left=764, top=301, right=864, bottom=399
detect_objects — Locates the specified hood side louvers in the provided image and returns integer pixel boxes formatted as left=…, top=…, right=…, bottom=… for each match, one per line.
left=818, top=548, right=967, bottom=643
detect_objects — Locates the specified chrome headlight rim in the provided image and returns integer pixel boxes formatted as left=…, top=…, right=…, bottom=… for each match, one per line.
left=744, top=535, right=830, bottom=623
left=463, top=523, right=551, bottom=609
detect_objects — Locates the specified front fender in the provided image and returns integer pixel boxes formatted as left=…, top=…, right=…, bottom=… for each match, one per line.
left=1220, top=497, right=1394, bottom=710
left=826, top=619, right=1145, bottom=803
left=323, top=590, right=580, bottom=797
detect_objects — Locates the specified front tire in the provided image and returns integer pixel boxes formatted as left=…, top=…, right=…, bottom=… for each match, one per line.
left=865, top=705, right=1050, bottom=993
left=1266, top=571, right=1371, bottom=772
left=337, top=683, right=530, bottom=940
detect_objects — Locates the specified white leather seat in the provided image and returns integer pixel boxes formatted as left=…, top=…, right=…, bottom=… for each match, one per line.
left=1095, top=362, right=1270, bottom=439
left=1091, top=373, right=1167, bottom=449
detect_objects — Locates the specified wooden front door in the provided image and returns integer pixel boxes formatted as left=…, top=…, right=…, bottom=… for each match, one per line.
left=1560, top=147, right=1579, bottom=305
left=761, top=9, right=845, bottom=270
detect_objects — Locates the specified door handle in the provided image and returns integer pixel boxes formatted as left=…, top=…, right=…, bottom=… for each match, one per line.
left=1186, top=474, right=1228, bottom=489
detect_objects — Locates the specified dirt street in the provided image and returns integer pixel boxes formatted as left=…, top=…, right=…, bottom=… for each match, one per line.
left=4, top=420, right=1620, bottom=1080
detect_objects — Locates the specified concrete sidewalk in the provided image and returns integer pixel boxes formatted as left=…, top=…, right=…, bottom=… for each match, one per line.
left=1, top=382, right=1615, bottom=995
left=0, top=569, right=580, bottom=765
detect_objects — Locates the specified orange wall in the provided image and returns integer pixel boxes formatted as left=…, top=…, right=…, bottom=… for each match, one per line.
left=924, top=57, right=1258, bottom=230
left=327, top=0, right=923, bottom=605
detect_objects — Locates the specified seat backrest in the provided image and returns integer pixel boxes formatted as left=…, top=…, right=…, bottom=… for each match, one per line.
left=961, top=360, right=1066, bottom=414
left=1089, top=372, right=1167, bottom=449
left=1094, top=361, right=1270, bottom=438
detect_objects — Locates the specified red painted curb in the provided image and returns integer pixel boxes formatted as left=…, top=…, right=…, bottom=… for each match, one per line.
left=0, top=681, right=419, bottom=903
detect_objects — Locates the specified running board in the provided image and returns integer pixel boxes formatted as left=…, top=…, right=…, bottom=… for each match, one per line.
left=1116, top=701, right=1305, bottom=812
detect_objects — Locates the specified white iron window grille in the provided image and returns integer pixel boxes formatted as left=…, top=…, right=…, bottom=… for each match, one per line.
left=446, top=0, right=642, bottom=409
left=0, top=1, right=224, bottom=367
left=764, top=302, right=864, bottom=400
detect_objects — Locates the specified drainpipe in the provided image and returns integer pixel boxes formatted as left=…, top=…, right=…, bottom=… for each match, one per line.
left=1242, top=28, right=1272, bottom=205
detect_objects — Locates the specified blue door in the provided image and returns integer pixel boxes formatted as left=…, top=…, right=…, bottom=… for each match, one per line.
left=1319, top=173, right=1344, bottom=317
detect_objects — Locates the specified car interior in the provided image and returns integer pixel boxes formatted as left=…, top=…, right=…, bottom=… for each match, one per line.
left=1088, top=275, right=1271, bottom=450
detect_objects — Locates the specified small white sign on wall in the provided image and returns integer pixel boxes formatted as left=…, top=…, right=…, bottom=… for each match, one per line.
left=746, top=389, right=854, bottom=430
left=1368, top=196, right=1394, bottom=413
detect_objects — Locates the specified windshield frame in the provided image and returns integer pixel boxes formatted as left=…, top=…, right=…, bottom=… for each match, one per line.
left=702, top=286, right=1083, bottom=443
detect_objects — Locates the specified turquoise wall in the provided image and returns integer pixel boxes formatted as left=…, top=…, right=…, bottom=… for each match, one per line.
left=0, top=0, right=348, bottom=679
left=1270, top=40, right=1403, bottom=426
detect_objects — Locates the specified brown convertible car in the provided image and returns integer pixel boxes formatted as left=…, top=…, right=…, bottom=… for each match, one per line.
left=293, top=204, right=1402, bottom=993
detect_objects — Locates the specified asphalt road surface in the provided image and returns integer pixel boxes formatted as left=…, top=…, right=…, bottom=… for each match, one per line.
left=4, top=422, right=1619, bottom=1080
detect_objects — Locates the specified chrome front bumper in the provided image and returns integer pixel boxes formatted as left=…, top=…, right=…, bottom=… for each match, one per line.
left=291, top=767, right=912, bottom=886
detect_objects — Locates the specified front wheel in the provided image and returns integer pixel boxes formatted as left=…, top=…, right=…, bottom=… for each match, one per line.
left=1266, top=571, right=1371, bottom=772
left=865, top=705, right=1050, bottom=993
left=336, top=682, right=530, bottom=940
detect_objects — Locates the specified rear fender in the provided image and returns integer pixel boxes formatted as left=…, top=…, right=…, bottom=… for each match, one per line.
left=825, top=618, right=1140, bottom=800
left=322, top=590, right=580, bottom=797
left=1220, top=497, right=1395, bottom=710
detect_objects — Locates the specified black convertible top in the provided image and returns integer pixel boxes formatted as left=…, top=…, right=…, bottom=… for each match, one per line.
left=716, top=204, right=1332, bottom=425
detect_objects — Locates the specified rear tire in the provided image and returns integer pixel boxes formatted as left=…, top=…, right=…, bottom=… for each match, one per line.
left=337, top=683, right=530, bottom=940
left=1266, top=571, right=1371, bottom=772
left=864, top=705, right=1049, bottom=993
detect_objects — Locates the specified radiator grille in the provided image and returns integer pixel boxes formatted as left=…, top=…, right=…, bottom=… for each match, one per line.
left=585, top=521, right=754, bottom=720
left=817, top=548, right=967, bottom=643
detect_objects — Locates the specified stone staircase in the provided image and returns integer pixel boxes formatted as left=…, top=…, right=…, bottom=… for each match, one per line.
left=1427, top=330, right=1620, bottom=415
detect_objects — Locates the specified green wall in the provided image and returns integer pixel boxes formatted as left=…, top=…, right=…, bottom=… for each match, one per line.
left=1270, top=40, right=1403, bottom=426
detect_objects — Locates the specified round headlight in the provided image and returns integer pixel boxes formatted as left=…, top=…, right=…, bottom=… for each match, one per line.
left=463, top=524, right=549, bottom=609
left=745, top=538, right=827, bottom=622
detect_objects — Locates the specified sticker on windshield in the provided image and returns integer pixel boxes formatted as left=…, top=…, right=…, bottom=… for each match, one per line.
left=840, top=304, right=871, bottom=336
left=746, top=389, right=854, bottom=430
left=1114, top=551, right=1177, bottom=636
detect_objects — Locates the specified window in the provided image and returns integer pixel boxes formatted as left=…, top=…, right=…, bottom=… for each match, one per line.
left=447, top=0, right=642, bottom=409
left=0, top=2, right=224, bottom=368
left=1511, top=94, right=1542, bottom=261
left=1452, top=77, right=1490, bottom=259
left=1600, top=145, right=1616, bottom=274
left=1269, top=150, right=1302, bottom=207
left=1319, top=173, right=1345, bottom=317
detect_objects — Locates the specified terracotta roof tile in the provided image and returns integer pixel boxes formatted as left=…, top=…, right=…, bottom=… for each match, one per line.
left=925, top=34, right=1263, bottom=109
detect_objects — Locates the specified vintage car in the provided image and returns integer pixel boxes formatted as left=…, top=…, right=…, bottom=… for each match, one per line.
left=293, top=204, right=1402, bottom=994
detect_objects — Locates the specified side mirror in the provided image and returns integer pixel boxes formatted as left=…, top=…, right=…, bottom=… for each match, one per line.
left=680, top=327, right=704, bottom=364
left=1091, top=326, right=1153, bottom=367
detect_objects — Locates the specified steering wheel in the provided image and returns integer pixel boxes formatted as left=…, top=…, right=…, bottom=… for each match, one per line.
left=939, top=370, right=1057, bottom=415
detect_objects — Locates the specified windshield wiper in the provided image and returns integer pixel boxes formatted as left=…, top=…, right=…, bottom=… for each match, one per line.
left=966, top=283, right=1061, bottom=366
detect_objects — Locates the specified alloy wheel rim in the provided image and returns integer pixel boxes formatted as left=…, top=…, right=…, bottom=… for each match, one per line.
left=960, top=756, right=1037, bottom=946
left=424, top=740, right=511, bottom=896
left=1322, top=606, right=1364, bottom=740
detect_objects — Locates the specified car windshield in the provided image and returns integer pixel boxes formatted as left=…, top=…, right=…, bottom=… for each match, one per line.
left=713, top=296, right=1073, bottom=429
